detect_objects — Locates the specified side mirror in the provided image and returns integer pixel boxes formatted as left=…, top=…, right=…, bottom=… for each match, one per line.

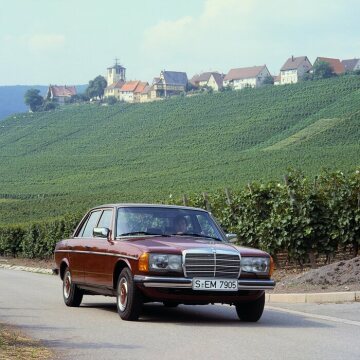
left=93, top=227, right=110, bottom=239
left=226, top=233, right=238, bottom=244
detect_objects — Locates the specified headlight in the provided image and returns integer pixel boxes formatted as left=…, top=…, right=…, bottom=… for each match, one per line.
left=149, top=254, right=182, bottom=272
left=241, top=257, right=270, bottom=275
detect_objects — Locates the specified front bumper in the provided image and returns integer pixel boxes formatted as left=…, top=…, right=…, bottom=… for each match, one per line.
left=134, top=275, right=275, bottom=290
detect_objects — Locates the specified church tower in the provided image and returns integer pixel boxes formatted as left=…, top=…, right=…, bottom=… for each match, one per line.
left=107, top=59, right=126, bottom=86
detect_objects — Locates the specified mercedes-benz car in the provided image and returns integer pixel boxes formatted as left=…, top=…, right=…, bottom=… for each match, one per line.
left=54, top=204, right=275, bottom=321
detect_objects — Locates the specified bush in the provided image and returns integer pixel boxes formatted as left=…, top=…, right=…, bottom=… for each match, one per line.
left=170, top=168, right=360, bottom=265
left=0, top=226, right=25, bottom=257
left=1, top=170, right=359, bottom=262
left=0, top=213, right=82, bottom=259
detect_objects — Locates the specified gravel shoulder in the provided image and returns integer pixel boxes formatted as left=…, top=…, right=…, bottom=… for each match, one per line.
left=271, top=256, right=360, bottom=293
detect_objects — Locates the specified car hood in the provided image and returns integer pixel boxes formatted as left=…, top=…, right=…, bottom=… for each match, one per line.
left=124, top=235, right=269, bottom=257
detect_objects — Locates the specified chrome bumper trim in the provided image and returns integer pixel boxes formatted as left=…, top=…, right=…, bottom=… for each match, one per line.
left=134, top=275, right=275, bottom=290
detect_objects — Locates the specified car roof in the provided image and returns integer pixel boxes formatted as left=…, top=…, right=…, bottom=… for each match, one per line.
left=90, top=203, right=208, bottom=213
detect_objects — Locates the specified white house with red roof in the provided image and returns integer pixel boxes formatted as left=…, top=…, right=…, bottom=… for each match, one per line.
left=280, top=56, right=312, bottom=84
left=223, top=65, right=271, bottom=90
left=47, top=85, right=77, bottom=103
left=118, top=81, right=149, bottom=103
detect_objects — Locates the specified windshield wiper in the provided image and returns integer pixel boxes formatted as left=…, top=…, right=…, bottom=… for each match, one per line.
left=171, top=233, right=222, bottom=242
left=118, top=231, right=169, bottom=237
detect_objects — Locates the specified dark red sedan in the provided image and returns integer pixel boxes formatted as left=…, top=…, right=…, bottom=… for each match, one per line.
left=54, top=204, right=275, bottom=321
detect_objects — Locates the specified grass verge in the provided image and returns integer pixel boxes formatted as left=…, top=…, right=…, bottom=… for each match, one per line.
left=0, top=323, right=53, bottom=360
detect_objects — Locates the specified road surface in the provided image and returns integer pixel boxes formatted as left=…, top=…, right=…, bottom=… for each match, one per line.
left=1, top=269, right=359, bottom=359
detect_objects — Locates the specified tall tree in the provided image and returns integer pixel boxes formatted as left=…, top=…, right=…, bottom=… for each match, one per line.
left=312, top=61, right=336, bottom=80
left=24, top=89, right=44, bottom=112
left=86, top=75, right=107, bottom=99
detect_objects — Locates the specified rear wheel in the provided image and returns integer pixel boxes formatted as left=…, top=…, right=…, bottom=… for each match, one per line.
left=116, top=268, right=143, bottom=321
left=63, top=268, right=83, bottom=307
left=235, top=293, right=265, bottom=322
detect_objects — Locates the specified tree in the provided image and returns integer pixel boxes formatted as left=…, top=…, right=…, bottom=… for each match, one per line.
left=186, top=82, right=197, bottom=92
left=24, top=89, right=44, bottom=112
left=41, top=101, right=58, bottom=111
left=220, top=84, right=233, bottom=92
left=301, top=72, right=313, bottom=81
left=262, top=75, right=274, bottom=85
left=312, top=61, right=336, bottom=80
left=65, top=94, right=90, bottom=104
left=104, top=96, right=118, bottom=105
left=86, top=75, right=107, bottom=99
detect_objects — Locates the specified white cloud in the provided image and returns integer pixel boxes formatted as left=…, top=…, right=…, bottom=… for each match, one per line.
left=28, top=34, right=65, bottom=51
left=141, top=0, right=359, bottom=76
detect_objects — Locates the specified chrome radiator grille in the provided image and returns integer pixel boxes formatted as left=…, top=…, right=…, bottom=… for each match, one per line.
left=183, top=250, right=241, bottom=278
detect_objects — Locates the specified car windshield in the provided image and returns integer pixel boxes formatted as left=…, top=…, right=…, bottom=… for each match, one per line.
left=116, top=207, right=224, bottom=241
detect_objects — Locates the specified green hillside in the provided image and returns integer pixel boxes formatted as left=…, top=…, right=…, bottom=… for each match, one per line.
left=0, top=76, right=360, bottom=225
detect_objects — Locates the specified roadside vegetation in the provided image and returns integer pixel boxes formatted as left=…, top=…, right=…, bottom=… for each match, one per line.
left=1, top=169, right=359, bottom=267
left=0, top=323, right=52, bottom=360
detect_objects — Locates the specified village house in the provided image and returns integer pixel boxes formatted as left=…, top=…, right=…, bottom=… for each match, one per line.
left=104, top=80, right=125, bottom=99
left=223, top=65, right=271, bottom=90
left=104, top=61, right=126, bottom=99
left=140, top=85, right=151, bottom=103
left=313, top=57, right=345, bottom=75
left=273, top=74, right=281, bottom=86
left=190, top=72, right=224, bottom=91
left=118, top=81, right=149, bottom=103
left=342, top=58, right=360, bottom=72
left=150, top=70, right=188, bottom=98
left=280, top=56, right=312, bottom=84
left=133, top=82, right=149, bottom=103
left=46, top=85, right=77, bottom=103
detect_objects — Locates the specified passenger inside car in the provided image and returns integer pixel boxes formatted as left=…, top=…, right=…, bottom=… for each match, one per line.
left=173, top=215, right=188, bottom=234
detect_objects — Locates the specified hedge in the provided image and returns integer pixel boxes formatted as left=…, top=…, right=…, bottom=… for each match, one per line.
left=0, top=169, right=359, bottom=265
left=0, top=213, right=81, bottom=259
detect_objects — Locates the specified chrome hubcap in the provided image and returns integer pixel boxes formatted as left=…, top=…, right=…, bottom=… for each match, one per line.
left=64, top=271, right=71, bottom=299
left=118, top=277, right=128, bottom=311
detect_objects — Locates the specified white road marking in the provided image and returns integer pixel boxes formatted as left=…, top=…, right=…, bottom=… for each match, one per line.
left=266, top=305, right=360, bottom=327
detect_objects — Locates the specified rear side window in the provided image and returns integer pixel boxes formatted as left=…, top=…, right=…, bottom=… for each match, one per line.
left=81, top=211, right=102, bottom=238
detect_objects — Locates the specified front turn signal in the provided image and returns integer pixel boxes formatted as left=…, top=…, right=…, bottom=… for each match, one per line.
left=269, top=256, right=275, bottom=277
left=139, top=252, right=149, bottom=272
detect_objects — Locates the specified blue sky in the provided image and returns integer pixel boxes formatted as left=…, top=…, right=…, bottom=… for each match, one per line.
left=1, top=0, right=359, bottom=86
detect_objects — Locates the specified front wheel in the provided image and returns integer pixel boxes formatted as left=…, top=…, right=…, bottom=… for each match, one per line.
left=116, top=268, right=143, bottom=321
left=235, top=293, right=265, bottom=322
left=63, top=268, right=83, bottom=307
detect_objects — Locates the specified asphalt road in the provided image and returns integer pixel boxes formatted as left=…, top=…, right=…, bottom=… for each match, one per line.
left=1, top=269, right=360, bottom=360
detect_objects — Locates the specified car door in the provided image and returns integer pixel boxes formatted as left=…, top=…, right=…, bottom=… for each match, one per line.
left=69, top=210, right=102, bottom=284
left=83, top=208, right=114, bottom=288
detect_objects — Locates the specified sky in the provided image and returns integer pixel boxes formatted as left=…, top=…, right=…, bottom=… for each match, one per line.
left=0, top=0, right=359, bottom=86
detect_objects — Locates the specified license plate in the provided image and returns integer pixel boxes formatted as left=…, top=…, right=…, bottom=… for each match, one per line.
left=192, top=278, right=238, bottom=291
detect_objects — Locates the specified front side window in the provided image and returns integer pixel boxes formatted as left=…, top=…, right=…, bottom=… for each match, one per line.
left=98, top=209, right=113, bottom=230
left=81, top=211, right=102, bottom=238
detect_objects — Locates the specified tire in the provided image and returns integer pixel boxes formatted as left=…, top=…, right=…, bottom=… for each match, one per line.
left=63, top=268, right=83, bottom=307
left=116, top=268, right=143, bottom=321
left=235, top=293, right=265, bottom=322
